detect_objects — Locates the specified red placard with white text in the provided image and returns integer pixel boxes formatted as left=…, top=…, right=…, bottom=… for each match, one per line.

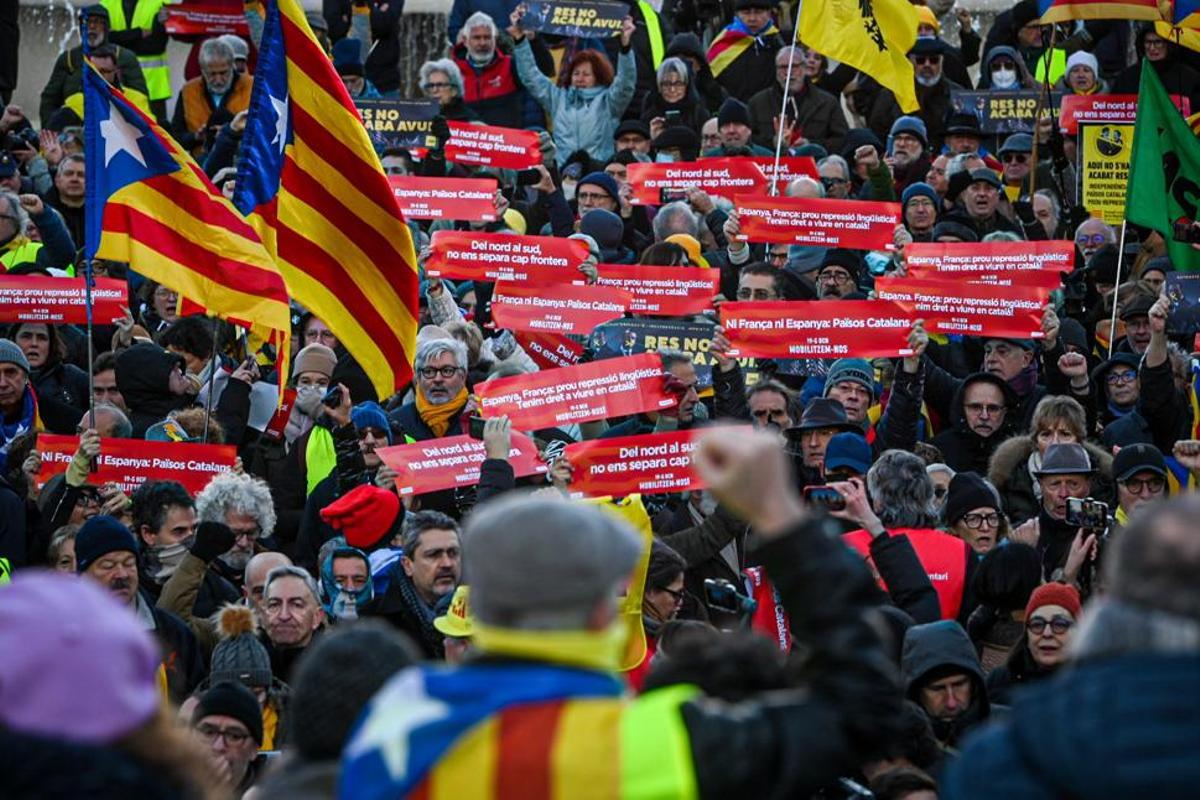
left=735, top=195, right=901, bottom=250
left=626, top=159, right=768, bottom=205
left=490, top=281, right=630, bottom=334
left=513, top=331, right=585, bottom=370
left=720, top=300, right=916, bottom=359
left=37, top=435, right=236, bottom=495
left=0, top=276, right=126, bottom=325
left=164, top=4, right=249, bottom=35
left=595, top=264, right=718, bottom=316
left=875, top=277, right=1049, bottom=339
left=744, top=156, right=820, bottom=193
left=564, top=429, right=713, bottom=498
left=475, top=352, right=676, bottom=429
left=389, top=176, right=498, bottom=222
left=377, top=432, right=547, bottom=496
left=446, top=121, right=543, bottom=169
left=1059, top=93, right=1190, bottom=135
left=425, top=230, right=589, bottom=281
left=904, top=241, right=1075, bottom=275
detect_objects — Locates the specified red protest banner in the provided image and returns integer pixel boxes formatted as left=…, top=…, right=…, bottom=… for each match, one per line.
left=1059, top=93, right=1190, bottom=135
left=0, top=276, right=126, bottom=325
left=164, top=4, right=249, bottom=35
left=377, top=432, right=547, bottom=496
left=735, top=195, right=901, bottom=250
left=389, top=176, right=497, bottom=222
left=490, top=281, right=630, bottom=334
left=626, top=159, right=767, bottom=205
left=513, top=330, right=585, bottom=370
left=720, top=300, right=916, bottom=359
left=426, top=230, right=589, bottom=281
left=37, top=435, right=236, bottom=496
left=904, top=241, right=1074, bottom=274
left=743, top=156, right=819, bottom=193
left=595, top=264, right=719, bottom=316
left=475, top=352, right=676, bottom=429
left=564, top=429, right=708, bottom=498
left=875, top=276, right=1049, bottom=339
left=446, top=121, right=543, bottom=169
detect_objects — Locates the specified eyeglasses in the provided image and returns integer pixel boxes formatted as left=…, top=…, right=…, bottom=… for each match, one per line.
left=767, top=250, right=789, bottom=263
left=230, top=525, right=261, bottom=541
left=1002, top=153, right=1029, bottom=163
left=817, top=271, right=852, bottom=284
left=913, top=55, right=942, bottom=65
left=420, top=365, right=462, bottom=379
left=1027, top=616, right=1073, bottom=636
left=196, top=723, right=252, bottom=746
left=961, top=511, right=1000, bottom=529
left=660, top=80, right=686, bottom=89
left=576, top=191, right=612, bottom=203
left=1076, top=233, right=1109, bottom=246
left=659, top=585, right=686, bottom=603
left=964, top=402, right=1005, bottom=415
left=736, top=288, right=778, bottom=300
left=820, top=177, right=848, bottom=190
left=1121, top=475, right=1165, bottom=494
left=422, top=82, right=452, bottom=91
left=1106, top=371, right=1136, bottom=385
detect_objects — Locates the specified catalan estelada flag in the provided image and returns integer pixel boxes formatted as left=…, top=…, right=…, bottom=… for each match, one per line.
left=1036, top=0, right=1163, bottom=23
left=82, top=61, right=292, bottom=365
left=233, top=0, right=419, bottom=399
left=707, top=18, right=781, bottom=79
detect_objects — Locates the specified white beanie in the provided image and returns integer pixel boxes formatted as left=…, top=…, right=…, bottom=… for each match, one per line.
left=1066, top=51, right=1099, bottom=77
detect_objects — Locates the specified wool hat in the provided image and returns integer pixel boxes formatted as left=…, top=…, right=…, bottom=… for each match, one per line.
left=717, top=98, right=751, bottom=129
left=824, top=357, right=875, bottom=399
left=192, top=681, right=264, bottom=746
left=909, top=36, right=949, bottom=57
left=901, top=181, right=939, bottom=210
left=1034, top=443, right=1096, bottom=477
left=577, top=171, right=620, bottom=204
left=1058, top=317, right=1089, bottom=353
left=914, top=4, right=939, bottom=32
left=0, top=338, right=30, bottom=374
left=944, top=112, right=983, bottom=138
left=932, top=219, right=979, bottom=242
left=652, top=126, right=701, bottom=157
left=816, top=249, right=862, bottom=285
left=968, top=167, right=1003, bottom=190
left=735, top=0, right=774, bottom=8
left=351, top=401, right=393, bottom=444
left=332, top=38, right=364, bottom=77
left=1112, top=442, right=1167, bottom=482
left=1065, top=50, right=1099, bottom=77
left=75, top=515, right=138, bottom=574
left=823, top=432, right=871, bottom=475
left=293, top=343, right=337, bottom=380
left=81, top=4, right=110, bottom=23
left=1025, top=582, right=1082, bottom=620
left=0, top=572, right=161, bottom=744
left=465, top=494, right=643, bottom=627
left=434, top=585, right=473, bottom=638
left=889, top=115, right=928, bottom=148
left=999, top=133, right=1034, bottom=155
left=210, top=605, right=273, bottom=690
left=580, top=209, right=625, bottom=255
left=615, top=119, right=650, bottom=140
left=944, top=471, right=1000, bottom=526
left=321, top=484, right=403, bottom=550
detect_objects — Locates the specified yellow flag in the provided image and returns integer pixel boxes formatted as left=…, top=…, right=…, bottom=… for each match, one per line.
left=800, top=0, right=920, bottom=113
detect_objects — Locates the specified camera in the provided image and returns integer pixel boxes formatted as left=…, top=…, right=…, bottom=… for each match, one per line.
left=660, top=187, right=688, bottom=203
left=1173, top=220, right=1200, bottom=244
left=803, top=485, right=846, bottom=512
left=1066, top=497, right=1109, bottom=529
left=703, top=578, right=757, bottom=618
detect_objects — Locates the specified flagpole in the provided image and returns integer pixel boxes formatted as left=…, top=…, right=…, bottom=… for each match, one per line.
left=80, top=12, right=96, bottom=433
left=202, top=318, right=220, bottom=441
left=770, top=2, right=801, bottom=197
left=1108, top=220, right=1127, bottom=358
left=1028, top=25, right=1058, bottom=199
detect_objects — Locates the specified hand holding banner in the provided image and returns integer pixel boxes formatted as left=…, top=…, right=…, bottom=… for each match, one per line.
left=720, top=300, right=916, bottom=359
left=426, top=230, right=589, bottom=281
left=0, top=276, right=126, bottom=325
left=490, top=281, right=630, bottom=335
left=595, top=264, right=719, bottom=316
left=564, top=429, right=720, bottom=498
left=519, top=0, right=627, bottom=37
left=377, top=432, right=547, bottom=496
left=626, top=159, right=768, bottom=205
left=37, top=435, right=236, bottom=495
left=356, top=98, right=440, bottom=149
left=446, top=122, right=542, bottom=170
left=875, top=276, right=1049, bottom=339
left=389, top=176, right=498, bottom=222
left=513, top=331, right=584, bottom=370
left=475, top=352, right=677, bottom=430
left=735, top=195, right=901, bottom=250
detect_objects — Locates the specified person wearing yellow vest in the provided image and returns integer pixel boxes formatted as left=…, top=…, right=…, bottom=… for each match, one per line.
left=59, top=45, right=154, bottom=125
left=0, top=191, right=77, bottom=275
left=39, top=5, right=148, bottom=126
left=101, top=0, right=172, bottom=122
left=342, top=428, right=902, bottom=798
left=171, top=37, right=254, bottom=159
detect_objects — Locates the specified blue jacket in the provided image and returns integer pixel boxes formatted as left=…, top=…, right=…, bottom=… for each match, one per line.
left=944, top=654, right=1200, bottom=799
left=513, top=39, right=635, bottom=167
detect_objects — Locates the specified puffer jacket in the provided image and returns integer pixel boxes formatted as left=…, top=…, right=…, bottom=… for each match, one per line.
left=513, top=38, right=636, bottom=166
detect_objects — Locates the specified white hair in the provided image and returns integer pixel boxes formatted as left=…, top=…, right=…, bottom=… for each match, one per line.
left=415, top=337, right=468, bottom=372
left=195, top=472, right=277, bottom=540
left=652, top=201, right=700, bottom=241
left=198, top=37, right=235, bottom=67
left=462, top=11, right=497, bottom=37
left=786, top=176, right=825, bottom=198
left=419, top=59, right=464, bottom=96
left=656, top=57, right=690, bottom=88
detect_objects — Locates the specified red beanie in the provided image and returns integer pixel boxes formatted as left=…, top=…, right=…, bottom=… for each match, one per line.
left=320, top=484, right=401, bottom=550
left=1025, top=582, right=1082, bottom=620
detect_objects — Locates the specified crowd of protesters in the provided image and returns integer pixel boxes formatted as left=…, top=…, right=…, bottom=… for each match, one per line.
left=1, top=0, right=1199, bottom=798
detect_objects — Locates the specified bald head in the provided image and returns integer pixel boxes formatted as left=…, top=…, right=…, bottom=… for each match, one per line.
left=244, top=551, right=292, bottom=614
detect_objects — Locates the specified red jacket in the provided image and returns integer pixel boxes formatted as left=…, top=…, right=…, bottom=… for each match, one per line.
left=842, top=527, right=969, bottom=621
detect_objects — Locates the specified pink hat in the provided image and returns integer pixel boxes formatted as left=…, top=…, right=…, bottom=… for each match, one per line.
left=0, top=572, right=161, bottom=743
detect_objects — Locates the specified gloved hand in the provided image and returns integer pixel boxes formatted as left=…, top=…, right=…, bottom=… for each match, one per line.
left=190, top=521, right=237, bottom=563
left=432, top=115, right=451, bottom=150
left=65, top=429, right=100, bottom=487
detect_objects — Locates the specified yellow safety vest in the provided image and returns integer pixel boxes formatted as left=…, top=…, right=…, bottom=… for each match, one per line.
left=63, top=86, right=153, bottom=119
left=1034, top=48, right=1067, bottom=87
left=0, top=240, right=43, bottom=272
left=639, top=0, right=664, bottom=69
left=101, top=0, right=172, bottom=102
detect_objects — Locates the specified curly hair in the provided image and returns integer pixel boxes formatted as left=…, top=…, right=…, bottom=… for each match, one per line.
left=195, top=472, right=276, bottom=539
left=558, top=49, right=615, bottom=88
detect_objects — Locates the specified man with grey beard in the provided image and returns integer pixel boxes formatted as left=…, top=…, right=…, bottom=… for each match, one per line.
left=195, top=472, right=278, bottom=590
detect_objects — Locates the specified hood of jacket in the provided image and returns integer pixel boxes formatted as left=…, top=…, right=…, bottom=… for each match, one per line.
left=114, top=342, right=188, bottom=422
left=949, top=371, right=1020, bottom=439
left=902, top=619, right=989, bottom=716
left=665, top=33, right=712, bottom=77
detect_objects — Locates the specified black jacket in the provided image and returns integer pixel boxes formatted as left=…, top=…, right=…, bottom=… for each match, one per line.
left=747, top=82, right=848, bottom=154
left=146, top=596, right=207, bottom=704
left=324, top=0, right=405, bottom=94
left=664, top=33, right=727, bottom=114
left=926, top=367, right=1021, bottom=475
left=31, top=358, right=89, bottom=421
left=114, top=343, right=189, bottom=438
left=372, top=570, right=447, bottom=659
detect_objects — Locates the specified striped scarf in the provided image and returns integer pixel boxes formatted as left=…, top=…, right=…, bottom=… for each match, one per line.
left=707, top=19, right=780, bottom=77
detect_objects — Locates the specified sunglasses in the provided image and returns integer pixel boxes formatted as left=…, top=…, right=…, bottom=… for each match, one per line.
left=1027, top=616, right=1073, bottom=635
left=1002, top=153, right=1029, bottom=163
left=913, top=55, right=942, bottom=65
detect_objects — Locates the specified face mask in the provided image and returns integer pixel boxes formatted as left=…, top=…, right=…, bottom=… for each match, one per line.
left=915, top=73, right=941, bottom=87
left=220, top=548, right=251, bottom=573
left=991, top=67, right=1018, bottom=89
left=148, top=541, right=191, bottom=581
left=329, top=590, right=360, bottom=621
left=655, top=152, right=676, bottom=163
left=294, top=385, right=324, bottom=416
left=562, top=181, right=577, bottom=201
left=697, top=489, right=718, bottom=517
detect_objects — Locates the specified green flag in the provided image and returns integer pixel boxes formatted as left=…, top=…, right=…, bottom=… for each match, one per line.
left=1126, top=63, right=1200, bottom=271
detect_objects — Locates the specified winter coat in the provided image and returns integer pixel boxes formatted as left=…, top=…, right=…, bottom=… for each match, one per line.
left=513, top=38, right=636, bottom=167
left=664, top=32, right=727, bottom=114
left=31, top=358, right=88, bottom=418
left=988, top=436, right=1115, bottom=527
left=901, top=619, right=990, bottom=747
left=930, top=372, right=1021, bottom=475
left=640, top=88, right=709, bottom=135
left=747, top=82, right=848, bottom=154
left=944, top=654, right=1200, bottom=799
left=985, top=642, right=1056, bottom=707
left=114, top=342, right=189, bottom=438
left=325, top=0, right=405, bottom=94
left=38, top=45, right=148, bottom=126
left=145, top=594, right=207, bottom=704
left=152, top=552, right=241, bottom=657
left=372, top=569, right=447, bottom=659
left=452, top=43, right=542, bottom=130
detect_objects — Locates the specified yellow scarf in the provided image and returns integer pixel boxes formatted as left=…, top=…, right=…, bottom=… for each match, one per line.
left=473, top=620, right=630, bottom=673
left=416, top=386, right=468, bottom=437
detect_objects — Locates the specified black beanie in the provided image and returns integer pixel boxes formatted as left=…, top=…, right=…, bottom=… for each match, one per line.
left=75, top=515, right=138, bottom=574
left=192, top=681, right=263, bottom=746
left=944, top=472, right=1000, bottom=527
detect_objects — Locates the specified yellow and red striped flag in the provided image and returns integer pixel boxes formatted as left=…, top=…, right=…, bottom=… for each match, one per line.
left=233, top=0, right=419, bottom=398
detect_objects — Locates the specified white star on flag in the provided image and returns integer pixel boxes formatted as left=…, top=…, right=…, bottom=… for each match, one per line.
left=270, top=94, right=289, bottom=154
left=342, top=669, right=448, bottom=780
left=99, top=101, right=147, bottom=168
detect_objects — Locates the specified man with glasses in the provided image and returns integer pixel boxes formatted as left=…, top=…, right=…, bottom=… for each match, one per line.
left=818, top=155, right=852, bottom=199
left=997, top=133, right=1033, bottom=202
left=1074, top=217, right=1116, bottom=263
left=747, top=46, right=847, bottom=153
left=931, top=373, right=1018, bottom=474
left=815, top=250, right=861, bottom=300
left=391, top=338, right=471, bottom=441
left=195, top=472, right=278, bottom=588
left=1112, top=444, right=1169, bottom=525
left=192, top=682, right=266, bottom=791
left=451, top=11, right=539, bottom=129
left=869, top=38, right=963, bottom=152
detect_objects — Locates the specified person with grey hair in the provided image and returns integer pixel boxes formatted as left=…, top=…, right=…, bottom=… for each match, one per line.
left=651, top=200, right=700, bottom=242
left=747, top=45, right=848, bottom=152
left=418, top=58, right=469, bottom=120
left=945, top=494, right=1200, bottom=798
left=373, top=510, right=463, bottom=659
left=343, top=428, right=904, bottom=796
left=1032, top=188, right=1062, bottom=239
left=0, top=190, right=76, bottom=274
left=389, top=337, right=471, bottom=441
left=76, top=403, right=131, bottom=439
left=450, top=11, right=542, bottom=129
left=787, top=176, right=825, bottom=198
left=818, top=154, right=852, bottom=199
left=195, top=472, right=277, bottom=583
left=641, top=57, right=709, bottom=136
left=261, top=564, right=325, bottom=681
left=171, top=34, right=253, bottom=156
